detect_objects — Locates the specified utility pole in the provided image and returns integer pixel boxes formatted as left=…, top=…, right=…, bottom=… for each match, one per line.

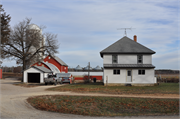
left=88, top=62, right=90, bottom=82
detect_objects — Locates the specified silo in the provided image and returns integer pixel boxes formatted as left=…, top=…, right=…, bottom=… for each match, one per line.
left=94, top=65, right=101, bottom=70
left=75, top=65, right=83, bottom=71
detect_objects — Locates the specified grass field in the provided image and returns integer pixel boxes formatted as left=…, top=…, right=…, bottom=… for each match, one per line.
left=156, top=74, right=179, bottom=79
left=47, top=83, right=179, bottom=94
left=27, top=95, right=179, bottom=116
left=156, top=74, right=179, bottom=83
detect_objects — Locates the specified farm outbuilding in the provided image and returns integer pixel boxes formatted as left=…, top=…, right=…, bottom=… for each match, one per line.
left=69, top=72, right=103, bottom=83
left=84, top=65, right=92, bottom=70
left=23, top=55, right=68, bottom=83
left=94, top=65, right=102, bottom=70
left=75, top=65, right=83, bottom=70
left=32, top=55, right=68, bottom=73
left=23, top=66, right=52, bottom=83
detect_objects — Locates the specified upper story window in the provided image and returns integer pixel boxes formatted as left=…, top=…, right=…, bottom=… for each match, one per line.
left=137, top=55, right=143, bottom=64
left=112, top=55, right=118, bottom=63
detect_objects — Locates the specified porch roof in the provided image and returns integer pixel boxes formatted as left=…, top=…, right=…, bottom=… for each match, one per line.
left=104, top=64, right=155, bottom=68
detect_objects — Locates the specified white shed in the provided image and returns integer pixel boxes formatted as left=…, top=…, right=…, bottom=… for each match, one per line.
left=23, top=66, right=52, bottom=83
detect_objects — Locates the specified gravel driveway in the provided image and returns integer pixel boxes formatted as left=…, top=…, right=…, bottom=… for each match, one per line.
left=0, top=78, right=179, bottom=119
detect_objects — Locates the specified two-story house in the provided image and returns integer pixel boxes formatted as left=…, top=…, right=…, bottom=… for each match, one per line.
left=100, top=35, right=156, bottom=86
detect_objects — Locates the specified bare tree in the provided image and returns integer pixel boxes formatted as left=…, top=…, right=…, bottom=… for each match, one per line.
left=2, top=18, right=59, bottom=81
left=13, top=66, right=22, bottom=73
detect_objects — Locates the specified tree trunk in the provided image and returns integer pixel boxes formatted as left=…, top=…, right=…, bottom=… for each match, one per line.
left=22, top=58, right=26, bottom=82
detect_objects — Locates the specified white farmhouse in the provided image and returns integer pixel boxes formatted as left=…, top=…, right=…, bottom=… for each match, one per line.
left=100, top=35, right=156, bottom=86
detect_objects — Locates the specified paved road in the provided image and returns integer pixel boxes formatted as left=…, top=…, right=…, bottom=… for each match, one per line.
left=0, top=78, right=179, bottom=119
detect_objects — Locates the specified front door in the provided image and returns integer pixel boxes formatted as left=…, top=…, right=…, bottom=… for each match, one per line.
left=127, top=70, right=132, bottom=82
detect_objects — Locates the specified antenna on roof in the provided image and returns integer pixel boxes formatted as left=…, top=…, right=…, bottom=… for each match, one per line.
left=117, top=27, right=135, bottom=36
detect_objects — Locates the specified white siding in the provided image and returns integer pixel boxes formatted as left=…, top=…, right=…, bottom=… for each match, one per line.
left=143, top=55, right=152, bottom=64
left=118, top=55, right=137, bottom=64
left=104, top=69, right=127, bottom=84
left=44, top=73, right=49, bottom=78
left=132, top=69, right=155, bottom=83
left=103, top=54, right=152, bottom=64
left=103, top=55, right=112, bottom=64
left=104, top=69, right=155, bottom=84
left=69, top=72, right=103, bottom=76
left=23, top=68, right=44, bottom=83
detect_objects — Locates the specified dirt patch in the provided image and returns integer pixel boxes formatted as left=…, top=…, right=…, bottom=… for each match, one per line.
left=13, top=83, right=45, bottom=87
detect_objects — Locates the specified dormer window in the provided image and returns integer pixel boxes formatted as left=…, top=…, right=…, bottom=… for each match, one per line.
left=112, top=55, right=118, bottom=63
left=137, top=55, right=143, bottom=64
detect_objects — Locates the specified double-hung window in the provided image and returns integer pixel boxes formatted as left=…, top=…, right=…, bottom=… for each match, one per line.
left=113, top=69, right=120, bottom=75
left=112, top=55, right=118, bottom=63
left=138, top=69, right=145, bottom=75
left=137, top=55, right=143, bottom=64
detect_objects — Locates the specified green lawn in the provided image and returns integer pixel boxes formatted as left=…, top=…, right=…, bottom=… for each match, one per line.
left=47, top=83, right=179, bottom=94
left=27, top=95, right=179, bottom=116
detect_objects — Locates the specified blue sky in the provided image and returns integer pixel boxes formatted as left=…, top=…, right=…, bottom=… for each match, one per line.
left=1, top=0, right=179, bottom=70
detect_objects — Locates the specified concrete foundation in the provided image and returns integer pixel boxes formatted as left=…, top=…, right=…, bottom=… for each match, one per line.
left=104, top=83, right=156, bottom=86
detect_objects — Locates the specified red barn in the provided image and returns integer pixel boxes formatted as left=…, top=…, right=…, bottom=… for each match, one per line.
left=32, top=55, right=68, bottom=73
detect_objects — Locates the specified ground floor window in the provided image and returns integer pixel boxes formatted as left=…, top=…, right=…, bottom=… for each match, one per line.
left=113, top=69, right=120, bottom=75
left=138, top=69, right=145, bottom=75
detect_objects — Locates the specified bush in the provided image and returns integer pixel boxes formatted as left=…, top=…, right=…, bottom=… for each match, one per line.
left=157, top=77, right=179, bottom=83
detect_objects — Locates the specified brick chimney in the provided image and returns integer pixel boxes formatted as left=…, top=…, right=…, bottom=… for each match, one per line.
left=134, top=35, right=137, bottom=42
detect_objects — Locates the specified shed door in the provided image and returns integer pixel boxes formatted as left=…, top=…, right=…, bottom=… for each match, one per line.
left=127, top=70, right=132, bottom=82
left=28, top=73, right=40, bottom=83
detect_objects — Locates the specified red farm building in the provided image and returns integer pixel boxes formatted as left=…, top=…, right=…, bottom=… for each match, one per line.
left=32, top=55, right=68, bottom=74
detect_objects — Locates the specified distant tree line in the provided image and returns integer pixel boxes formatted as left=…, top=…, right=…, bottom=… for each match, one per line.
left=1, top=66, right=22, bottom=73
left=68, top=68, right=103, bottom=72
left=155, top=70, right=179, bottom=74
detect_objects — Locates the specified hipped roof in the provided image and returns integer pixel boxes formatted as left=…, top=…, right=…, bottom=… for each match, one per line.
left=100, top=36, right=155, bottom=57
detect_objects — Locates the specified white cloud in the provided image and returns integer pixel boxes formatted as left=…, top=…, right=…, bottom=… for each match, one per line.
left=153, top=51, right=179, bottom=69
left=1, top=0, right=179, bottom=69
left=57, top=50, right=103, bottom=68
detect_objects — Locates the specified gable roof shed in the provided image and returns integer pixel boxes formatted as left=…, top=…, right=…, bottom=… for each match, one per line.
left=32, top=66, right=52, bottom=73
left=100, top=36, right=155, bottom=57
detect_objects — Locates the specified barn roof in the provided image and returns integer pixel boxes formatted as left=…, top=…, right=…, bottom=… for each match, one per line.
left=100, top=36, right=155, bottom=57
left=42, top=61, right=60, bottom=73
left=53, top=56, right=68, bottom=66
left=32, top=66, right=52, bottom=73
